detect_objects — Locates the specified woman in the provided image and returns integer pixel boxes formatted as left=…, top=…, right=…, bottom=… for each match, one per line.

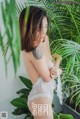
left=19, top=6, right=62, bottom=119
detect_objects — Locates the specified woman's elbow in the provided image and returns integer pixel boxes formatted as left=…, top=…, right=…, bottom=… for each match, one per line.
left=43, top=75, right=52, bottom=82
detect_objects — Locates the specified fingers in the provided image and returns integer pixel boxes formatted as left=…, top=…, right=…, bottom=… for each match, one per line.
left=50, top=73, right=58, bottom=79
left=49, top=68, right=57, bottom=75
left=49, top=67, right=62, bottom=76
left=50, top=67, right=63, bottom=80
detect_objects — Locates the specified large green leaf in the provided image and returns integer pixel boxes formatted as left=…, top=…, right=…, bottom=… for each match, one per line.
left=1, top=0, right=21, bottom=74
left=11, top=97, right=27, bottom=108
left=24, top=114, right=33, bottom=119
left=19, top=76, right=32, bottom=90
left=16, top=88, right=30, bottom=96
left=12, top=107, right=31, bottom=116
left=59, top=113, right=74, bottom=119
left=53, top=111, right=74, bottom=119
left=12, top=107, right=28, bottom=115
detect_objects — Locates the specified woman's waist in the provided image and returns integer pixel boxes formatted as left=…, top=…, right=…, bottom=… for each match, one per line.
left=32, top=76, right=56, bottom=88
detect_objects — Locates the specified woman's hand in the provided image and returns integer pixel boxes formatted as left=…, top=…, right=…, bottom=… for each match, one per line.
left=49, top=67, right=57, bottom=79
left=49, top=67, right=57, bottom=75
left=49, top=67, right=62, bottom=79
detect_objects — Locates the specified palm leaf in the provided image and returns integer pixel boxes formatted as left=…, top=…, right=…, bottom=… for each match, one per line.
left=16, top=0, right=26, bottom=19
left=75, top=94, right=80, bottom=108
left=51, top=39, right=80, bottom=75
left=1, top=0, right=21, bottom=74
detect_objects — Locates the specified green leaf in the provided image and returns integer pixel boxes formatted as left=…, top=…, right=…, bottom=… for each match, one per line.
left=0, top=31, right=7, bottom=76
left=12, top=107, right=27, bottom=115
left=54, top=112, right=58, bottom=119
left=59, top=113, right=74, bottom=119
left=17, top=88, right=30, bottom=95
left=1, top=0, right=21, bottom=75
left=19, top=94, right=27, bottom=99
left=11, top=98, right=27, bottom=108
left=19, top=76, right=32, bottom=90
left=24, top=114, right=33, bottom=119
left=53, top=112, right=74, bottom=119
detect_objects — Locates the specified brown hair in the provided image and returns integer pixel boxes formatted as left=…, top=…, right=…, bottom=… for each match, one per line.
left=19, top=6, right=49, bottom=52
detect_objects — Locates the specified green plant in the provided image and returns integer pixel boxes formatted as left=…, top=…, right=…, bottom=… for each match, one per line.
left=51, top=39, right=80, bottom=110
left=11, top=76, right=74, bottom=119
left=44, top=0, right=80, bottom=110
left=1, top=0, right=80, bottom=113
left=0, top=0, right=21, bottom=75
left=10, top=76, right=33, bottom=118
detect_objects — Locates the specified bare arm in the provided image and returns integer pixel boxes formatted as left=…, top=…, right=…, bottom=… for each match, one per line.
left=30, top=47, right=55, bottom=82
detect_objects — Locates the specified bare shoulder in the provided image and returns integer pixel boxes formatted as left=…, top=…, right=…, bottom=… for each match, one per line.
left=23, top=47, right=43, bottom=61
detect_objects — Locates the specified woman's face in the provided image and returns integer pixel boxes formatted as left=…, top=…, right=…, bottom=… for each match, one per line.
left=33, top=16, right=48, bottom=47
left=41, top=16, right=48, bottom=38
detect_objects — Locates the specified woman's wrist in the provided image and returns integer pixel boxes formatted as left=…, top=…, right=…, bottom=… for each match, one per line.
left=54, top=62, right=59, bottom=69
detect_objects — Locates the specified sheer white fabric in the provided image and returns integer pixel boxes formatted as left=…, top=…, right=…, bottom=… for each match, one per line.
left=27, top=76, right=56, bottom=106
left=27, top=61, right=62, bottom=107
left=47, top=61, right=63, bottom=104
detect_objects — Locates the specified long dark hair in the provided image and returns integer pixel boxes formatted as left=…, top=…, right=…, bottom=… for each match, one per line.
left=19, top=6, right=49, bottom=52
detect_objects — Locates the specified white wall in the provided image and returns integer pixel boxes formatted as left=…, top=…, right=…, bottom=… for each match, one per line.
left=0, top=50, right=29, bottom=119
left=0, top=2, right=29, bottom=118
